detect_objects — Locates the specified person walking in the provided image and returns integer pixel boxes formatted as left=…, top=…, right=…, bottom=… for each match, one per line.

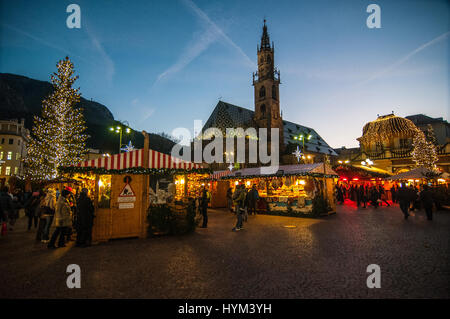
left=24, top=191, right=40, bottom=231
left=48, top=189, right=72, bottom=249
left=378, top=185, right=390, bottom=206
left=75, top=188, right=95, bottom=247
left=0, top=186, right=13, bottom=236
left=42, top=189, right=56, bottom=242
left=408, top=185, right=419, bottom=212
left=226, top=187, right=233, bottom=213
left=247, top=184, right=259, bottom=215
left=390, top=184, right=398, bottom=203
left=420, top=184, right=434, bottom=221
left=397, top=185, right=410, bottom=219
left=199, top=187, right=209, bottom=228
left=35, top=191, right=48, bottom=242
left=358, top=185, right=367, bottom=208
left=65, top=188, right=76, bottom=242
left=336, top=185, right=344, bottom=204
left=232, top=185, right=245, bottom=231
left=369, top=186, right=379, bottom=208
left=8, top=190, right=22, bottom=231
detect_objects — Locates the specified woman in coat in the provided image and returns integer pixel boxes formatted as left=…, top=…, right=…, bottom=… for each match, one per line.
left=47, top=189, right=72, bottom=249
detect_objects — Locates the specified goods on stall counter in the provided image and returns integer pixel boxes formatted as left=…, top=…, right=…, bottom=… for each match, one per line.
left=257, top=179, right=266, bottom=190
left=284, top=176, right=292, bottom=187
left=271, top=179, right=283, bottom=189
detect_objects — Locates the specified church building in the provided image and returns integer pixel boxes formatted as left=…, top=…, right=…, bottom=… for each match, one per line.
left=200, top=21, right=337, bottom=170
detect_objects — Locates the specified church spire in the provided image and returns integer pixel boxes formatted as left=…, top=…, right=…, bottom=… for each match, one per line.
left=260, top=19, right=271, bottom=50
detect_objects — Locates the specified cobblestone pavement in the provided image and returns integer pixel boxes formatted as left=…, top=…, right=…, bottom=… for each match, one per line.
left=0, top=202, right=449, bottom=298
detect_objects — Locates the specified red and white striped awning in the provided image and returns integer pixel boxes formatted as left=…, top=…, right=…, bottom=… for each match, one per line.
left=76, top=149, right=203, bottom=170
left=209, top=170, right=232, bottom=180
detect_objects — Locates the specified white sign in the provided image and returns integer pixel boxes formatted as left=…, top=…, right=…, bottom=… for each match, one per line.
left=119, top=202, right=134, bottom=209
left=118, top=183, right=136, bottom=204
left=118, top=196, right=136, bottom=203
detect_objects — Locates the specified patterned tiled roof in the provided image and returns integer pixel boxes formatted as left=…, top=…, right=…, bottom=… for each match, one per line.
left=202, top=100, right=337, bottom=156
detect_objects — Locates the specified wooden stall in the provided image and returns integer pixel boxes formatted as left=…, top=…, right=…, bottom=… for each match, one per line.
left=222, top=163, right=338, bottom=215
left=206, top=170, right=232, bottom=208
left=60, top=144, right=207, bottom=242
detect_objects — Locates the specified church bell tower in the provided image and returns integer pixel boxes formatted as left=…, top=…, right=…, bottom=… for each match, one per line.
left=253, top=20, right=283, bottom=147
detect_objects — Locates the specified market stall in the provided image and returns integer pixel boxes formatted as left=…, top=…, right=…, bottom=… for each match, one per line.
left=386, top=167, right=449, bottom=186
left=59, top=138, right=208, bottom=242
left=222, top=163, right=338, bottom=215
left=206, top=170, right=232, bottom=208
left=333, top=163, right=394, bottom=200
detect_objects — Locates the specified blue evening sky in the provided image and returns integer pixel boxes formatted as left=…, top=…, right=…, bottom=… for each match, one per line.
left=1, top=0, right=448, bottom=147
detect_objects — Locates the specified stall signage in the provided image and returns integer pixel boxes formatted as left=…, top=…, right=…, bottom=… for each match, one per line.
left=118, top=183, right=136, bottom=203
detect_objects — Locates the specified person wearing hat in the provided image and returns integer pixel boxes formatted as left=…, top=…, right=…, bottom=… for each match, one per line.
left=48, top=189, right=72, bottom=249
left=75, top=188, right=95, bottom=247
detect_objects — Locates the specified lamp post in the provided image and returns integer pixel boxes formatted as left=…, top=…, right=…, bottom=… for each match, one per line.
left=109, top=123, right=131, bottom=153
left=293, top=132, right=313, bottom=162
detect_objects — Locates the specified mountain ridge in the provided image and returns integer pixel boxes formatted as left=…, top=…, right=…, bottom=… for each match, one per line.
left=0, top=73, right=175, bottom=155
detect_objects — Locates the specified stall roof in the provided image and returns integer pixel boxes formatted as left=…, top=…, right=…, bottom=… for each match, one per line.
left=223, top=163, right=338, bottom=179
left=209, top=170, right=232, bottom=180
left=386, top=167, right=445, bottom=180
left=70, top=148, right=203, bottom=170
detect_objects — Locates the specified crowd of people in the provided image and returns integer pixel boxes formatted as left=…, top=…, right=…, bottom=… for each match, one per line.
left=197, top=183, right=260, bottom=232
left=0, top=185, right=95, bottom=248
left=335, top=182, right=449, bottom=221
left=335, top=184, right=390, bottom=208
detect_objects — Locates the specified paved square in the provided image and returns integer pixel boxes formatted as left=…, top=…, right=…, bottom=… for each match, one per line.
left=0, top=204, right=449, bottom=298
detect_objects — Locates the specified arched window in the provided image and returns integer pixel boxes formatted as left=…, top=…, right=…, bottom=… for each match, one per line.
left=259, top=86, right=266, bottom=98
left=272, top=85, right=277, bottom=100
left=267, top=56, right=271, bottom=64
left=260, top=104, right=266, bottom=118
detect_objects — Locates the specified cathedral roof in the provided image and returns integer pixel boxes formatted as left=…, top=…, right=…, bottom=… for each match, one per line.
left=201, top=100, right=337, bottom=156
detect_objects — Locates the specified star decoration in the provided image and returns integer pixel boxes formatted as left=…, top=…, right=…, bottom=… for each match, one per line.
left=228, top=162, right=234, bottom=171
left=121, top=141, right=135, bottom=152
left=292, top=146, right=302, bottom=162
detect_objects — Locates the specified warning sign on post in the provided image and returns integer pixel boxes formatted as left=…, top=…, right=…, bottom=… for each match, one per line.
left=118, top=183, right=136, bottom=203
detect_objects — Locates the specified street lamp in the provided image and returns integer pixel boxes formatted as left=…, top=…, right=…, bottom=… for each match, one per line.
left=109, top=123, right=131, bottom=153
left=293, top=132, right=313, bottom=162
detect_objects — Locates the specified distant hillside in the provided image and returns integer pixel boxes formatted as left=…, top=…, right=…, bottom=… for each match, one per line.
left=0, top=73, right=175, bottom=155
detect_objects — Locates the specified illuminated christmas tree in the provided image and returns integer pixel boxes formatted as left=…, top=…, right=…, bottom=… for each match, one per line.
left=25, top=56, right=88, bottom=180
left=411, top=130, right=438, bottom=170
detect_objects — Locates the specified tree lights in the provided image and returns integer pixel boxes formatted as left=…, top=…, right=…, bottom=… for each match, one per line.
left=412, top=130, right=438, bottom=170
left=24, top=56, right=88, bottom=180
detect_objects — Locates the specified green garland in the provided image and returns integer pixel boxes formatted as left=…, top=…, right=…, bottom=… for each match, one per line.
left=58, top=166, right=212, bottom=176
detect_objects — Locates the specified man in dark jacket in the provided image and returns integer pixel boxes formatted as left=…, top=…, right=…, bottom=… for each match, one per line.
left=420, top=185, right=434, bottom=221
left=358, top=185, right=367, bottom=208
left=0, top=186, right=13, bottom=228
left=247, top=185, right=259, bottom=215
left=397, top=185, right=410, bottom=219
left=75, top=188, right=95, bottom=247
left=199, top=187, right=209, bottom=228
left=24, top=191, right=40, bottom=230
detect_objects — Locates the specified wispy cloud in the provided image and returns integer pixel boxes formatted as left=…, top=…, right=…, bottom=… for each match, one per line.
left=154, top=0, right=255, bottom=85
left=358, top=31, right=450, bottom=86
left=2, top=23, right=89, bottom=63
left=84, top=23, right=115, bottom=84
left=157, top=28, right=220, bottom=82
left=130, top=98, right=156, bottom=126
